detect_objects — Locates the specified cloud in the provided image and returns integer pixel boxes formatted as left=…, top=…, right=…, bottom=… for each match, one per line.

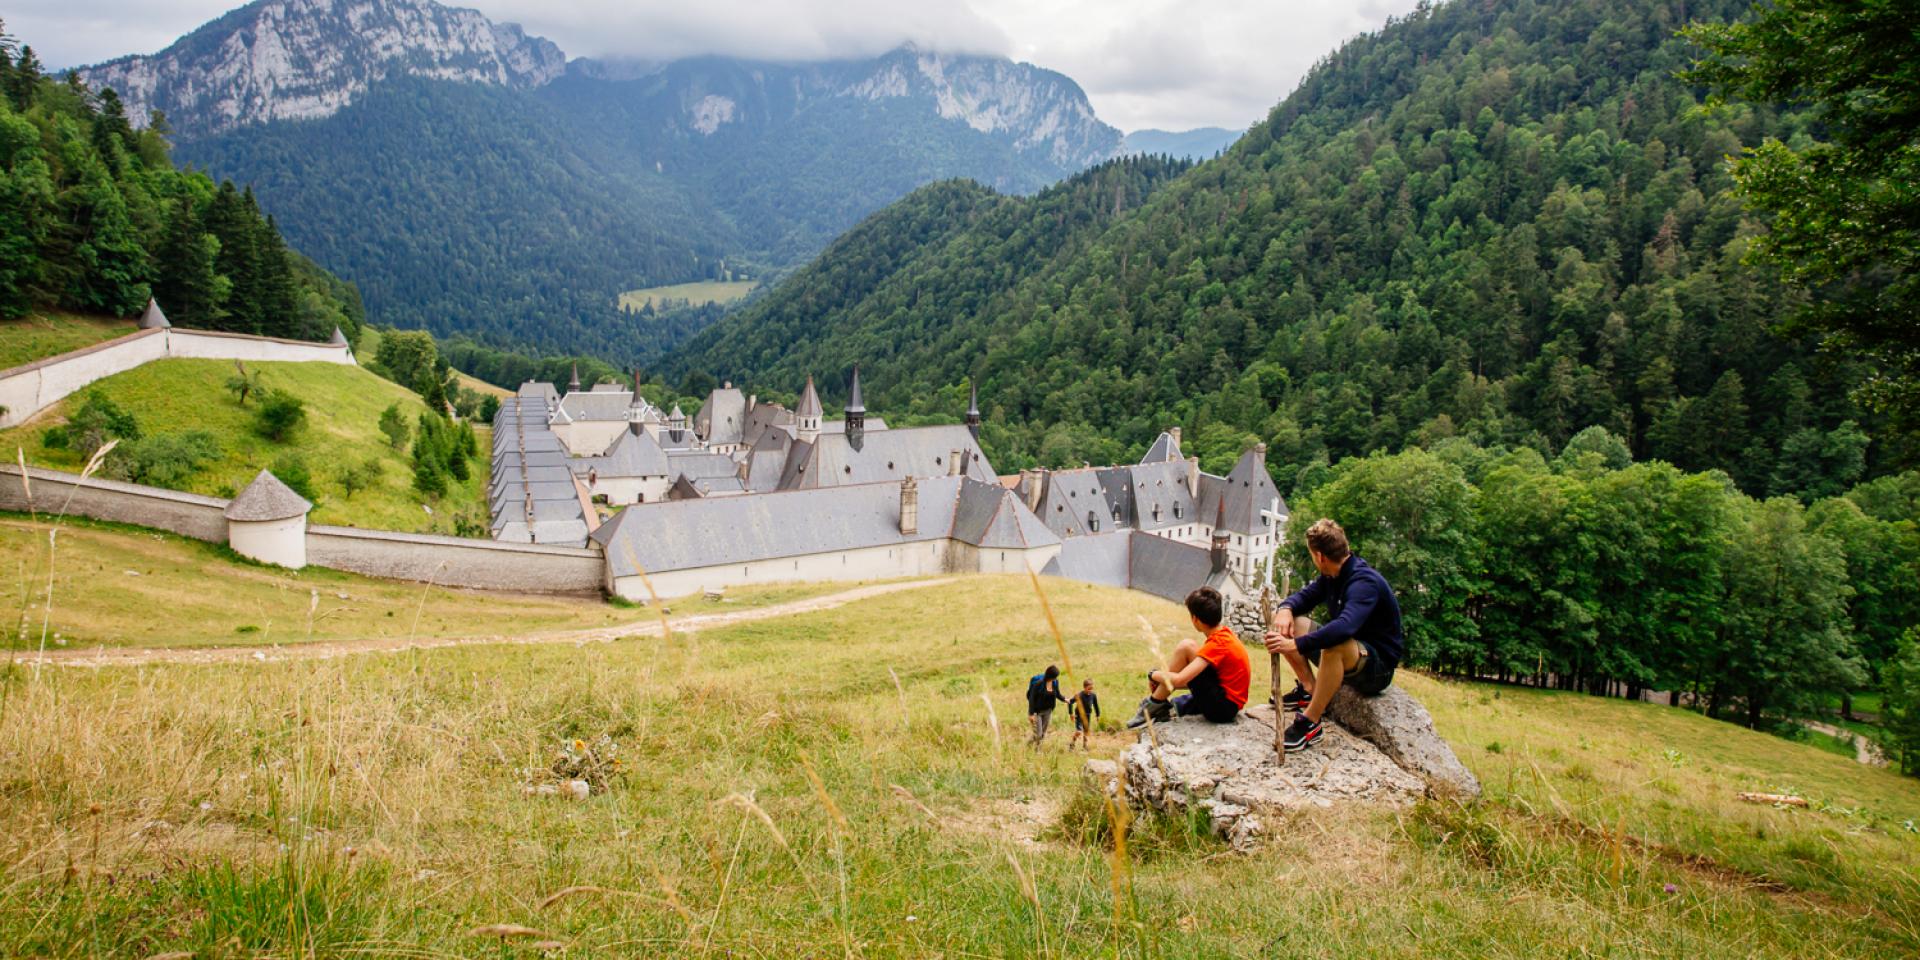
left=9, top=0, right=1424, bottom=131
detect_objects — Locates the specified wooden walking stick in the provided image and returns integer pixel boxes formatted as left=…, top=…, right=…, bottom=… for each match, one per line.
left=1263, top=587, right=1284, bottom=765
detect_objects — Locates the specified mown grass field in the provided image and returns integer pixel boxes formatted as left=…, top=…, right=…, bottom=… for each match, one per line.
left=0, top=312, right=137, bottom=371
left=1, top=573, right=1914, bottom=957
left=0, top=513, right=849, bottom=651
left=618, top=280, right=758, bottom=312
left=0, top=357, right=487, bottom=533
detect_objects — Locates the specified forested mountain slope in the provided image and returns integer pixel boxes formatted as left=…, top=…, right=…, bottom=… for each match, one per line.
left=0, top=33, right=360, bottom=340
left=668, top=0, right=1900, bottom=499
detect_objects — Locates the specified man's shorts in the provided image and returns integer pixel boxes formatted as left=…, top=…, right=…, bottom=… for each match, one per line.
left=1308, top=639, right=1396, bottom=696
left=1172, top=665, right=1241, bottom=723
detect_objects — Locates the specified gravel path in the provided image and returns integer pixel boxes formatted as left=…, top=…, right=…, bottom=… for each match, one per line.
left=16, top=578, right=956, bottom=669
left=1801, top=720, right=1890, bottom=767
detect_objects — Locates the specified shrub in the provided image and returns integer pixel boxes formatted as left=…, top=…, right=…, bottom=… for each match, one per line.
left=123, top=431, right=223, bottom=486
left=44, top=390, right=141, bottom=457
left=377, top=403, right=410, bottom=451
left=336, top=457, right=383, bottom=499
left=252, top=390, right=306, bottom=443
left=271, top=453, right=316, bottom=502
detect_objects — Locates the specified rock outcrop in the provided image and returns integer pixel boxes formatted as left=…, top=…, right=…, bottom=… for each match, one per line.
left=1325, top=686, right=1482, bottom=798
left=1094, top=687, right=1479, bottom=852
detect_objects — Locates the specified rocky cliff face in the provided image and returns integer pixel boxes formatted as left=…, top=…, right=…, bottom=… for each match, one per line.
left=840, top=47, right=1120, bottom=169
left=82, top=0, right=565, bottom=136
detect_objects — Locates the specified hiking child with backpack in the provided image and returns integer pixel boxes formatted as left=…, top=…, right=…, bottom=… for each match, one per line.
left=1027, top=665, right=1069, bottom=746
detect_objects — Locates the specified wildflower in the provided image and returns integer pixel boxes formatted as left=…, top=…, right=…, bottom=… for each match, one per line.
left=1663, top=883, right=1678, bottom=894
left=572, top=739, right=586, bottom=753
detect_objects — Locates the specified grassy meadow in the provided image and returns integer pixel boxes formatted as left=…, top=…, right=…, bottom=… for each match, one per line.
left=0, top=514, right=852, bottom=652
left=0, top=357, right=487, bottom=534
left=618, top=280, right=758, bottom=312
left=0, top=312, right=138, bottom=371
left=1, top=573, right=1914, bottom=957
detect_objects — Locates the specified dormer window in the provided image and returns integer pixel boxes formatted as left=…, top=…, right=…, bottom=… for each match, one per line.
left=1173, top=503, right=1183, bottom=519
left=1088, top=512, right=1100, bottom=532
left=1152, top=503, right=1162, bottom=522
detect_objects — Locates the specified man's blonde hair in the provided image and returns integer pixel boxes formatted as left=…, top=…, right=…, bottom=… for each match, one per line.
left=1306, top=518, right=1350, bottom=561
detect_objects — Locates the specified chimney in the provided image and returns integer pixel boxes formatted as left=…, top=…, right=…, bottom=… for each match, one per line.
left=900, top=477, right=919, bottom=535
left=1187, top=455, right=1201, bottom=497
left=949, top=449, right=963, bottom=476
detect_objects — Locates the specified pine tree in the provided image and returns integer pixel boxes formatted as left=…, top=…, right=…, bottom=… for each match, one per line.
left=151, top=199, right=222, bottom=327
left=62, top=168, right=150, bottom=315
left=6, top=45, right=37, bottom=111
left=203, top=181, right=262, bottom=333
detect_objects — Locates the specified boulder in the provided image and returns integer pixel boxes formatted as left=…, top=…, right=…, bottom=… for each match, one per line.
left=1325, top=686, right=1481, bottom=799
left=1099, top=705, right=1426, bottom=852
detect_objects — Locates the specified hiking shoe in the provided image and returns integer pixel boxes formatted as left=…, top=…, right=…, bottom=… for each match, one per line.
left=1283, top=714, right=1322, bottom=752
left=1279, top=683, right=1312, bottom=711
left=1124, top=697, right=1174, bottom=730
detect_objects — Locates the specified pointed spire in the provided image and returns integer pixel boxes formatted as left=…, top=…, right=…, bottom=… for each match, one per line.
left=568, top=363, right=581, bottom=392
left=846, top=365, right=865, bottom=414
left=139, top=297, right=170, bottom=330
left=796, top=375, right=822, bottom=418
left=965, top=378, right=981, bottom=439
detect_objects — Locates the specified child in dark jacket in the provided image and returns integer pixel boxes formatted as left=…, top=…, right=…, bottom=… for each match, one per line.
left=1027, top=665, right=1069, bottom=746
left=1069, top=679, right=1100, bottom=751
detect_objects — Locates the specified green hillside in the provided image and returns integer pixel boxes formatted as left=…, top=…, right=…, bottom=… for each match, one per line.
left=0, top=312, right=137, bottom=371
left=1, top=574, right=1914, bottom=956
left=666, top=0, right=1899, bottom=497
left=0, top=357, right=486, bottom=534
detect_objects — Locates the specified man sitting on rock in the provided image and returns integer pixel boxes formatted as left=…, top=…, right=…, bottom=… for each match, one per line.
left=1126, top=587, right=1251, bottom=728
left=1265, top=518, right=1405, bottom=752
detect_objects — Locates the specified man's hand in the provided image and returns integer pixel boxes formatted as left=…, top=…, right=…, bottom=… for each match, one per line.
left=1271, top=607, right=1295, bottom=639
left=1263, top=630, right=1297, bottom=655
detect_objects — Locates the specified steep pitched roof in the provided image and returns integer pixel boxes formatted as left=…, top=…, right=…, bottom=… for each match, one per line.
left=949, top=480, right=1061, bottom=550
left=1142, top=430, right=1183, bottom=463
left=845, top=366, right=865, bottom=413
left=795, top=376, right=822, bottom=418
left=139, top=298, right=171, bottom=329
left=777, top=424, right=993, bottom=490
left=694, top=385, right=748, bottom=446
left=224, top=470, right=311, bottom=521
left=1040, top=531, right=1132, bottom=588
left=580, top=427, right=670, bottom=478
left=1127, top=531, right=1219, bottom=603
left=1203, top=445, right=1287, bottom=536
left=558, top=390, right=634, bottom=422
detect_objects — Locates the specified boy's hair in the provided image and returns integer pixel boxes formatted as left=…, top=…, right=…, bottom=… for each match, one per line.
left=1082, top=678, right=1094, bottom=688
left=1306, top=518, right=1350, bottom=561
left=1044, top=665, right=1060, bottom=679
left=1185, top=587, right=1224, bottom=627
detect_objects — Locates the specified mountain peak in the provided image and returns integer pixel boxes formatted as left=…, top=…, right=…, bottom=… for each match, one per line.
left=82, top=0, right=565, bottom=136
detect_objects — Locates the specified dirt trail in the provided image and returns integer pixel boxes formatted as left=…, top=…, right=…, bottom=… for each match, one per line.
left=1801, top=720, right=1889, bottom=767
left=18, top=578, right=957, bottom=669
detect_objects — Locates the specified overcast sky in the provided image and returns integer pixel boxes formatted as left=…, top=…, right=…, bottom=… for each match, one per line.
left=10, top=0, right=1422, bottom=131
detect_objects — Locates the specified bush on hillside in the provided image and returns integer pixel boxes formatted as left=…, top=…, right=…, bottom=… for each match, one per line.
left=42, top=390, right=141, bottom=458
left=378, top=403, right=410, bottom=450
left=271, top=453, right=316, bottom=502
left=1885, top=630, right=1920, bottom=778
left=119, top=431, right=222, bottom=486
left=336, top=456, right=383, bottom=500
left=252, top=390, right=306, bottom=442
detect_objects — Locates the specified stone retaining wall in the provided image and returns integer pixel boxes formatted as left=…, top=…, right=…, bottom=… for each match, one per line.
left=0, top=465, right=228, bottom=541
left=306, top=525, right=604, bottom=594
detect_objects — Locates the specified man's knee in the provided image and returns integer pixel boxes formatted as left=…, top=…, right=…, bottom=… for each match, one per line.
left=1315, top=639, right=1362, bottom=677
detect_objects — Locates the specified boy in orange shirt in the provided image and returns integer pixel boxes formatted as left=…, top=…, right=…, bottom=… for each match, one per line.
left=1125, top=586, right=1251, bottom=728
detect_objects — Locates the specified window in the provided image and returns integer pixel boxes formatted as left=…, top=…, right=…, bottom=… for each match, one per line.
left=1088, top=511, right=1100, bottom=532
left=1173, top=503, right=1183, bottom=519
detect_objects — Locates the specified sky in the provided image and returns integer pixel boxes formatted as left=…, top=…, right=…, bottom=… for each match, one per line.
left=8, top=0, right=1424, bottom=132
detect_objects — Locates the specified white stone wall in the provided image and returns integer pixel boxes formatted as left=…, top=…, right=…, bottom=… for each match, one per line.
left=588, top=475, right=670, bottom=505
left=0, top=328, right=353, bottom=428
left=553, top=420, right=628, bottom=456
left=306, top=524, right=604, bottom=594
left=948, top=541, right=1062, bottom=576
left=0, top=465, right=228, bottom=541
left=229, top=515, right=308, bottom=568
left=611, top=539, right=956, bottom=599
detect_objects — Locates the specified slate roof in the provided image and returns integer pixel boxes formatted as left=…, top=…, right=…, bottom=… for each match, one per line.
left=1127, top=531, right=1225, bottom=603
left=668, top=474, right=747, bottom=499
left=558, top=389, right=635, bottom=422
left=139, top=298, right=171, bottom=329
left=1040, top=531, right=1133, bottom=589
left=845, top=367, right=865, bottom=413
left=225, top=469, right=312, bottom=521
left=950, top=481, right=1059, bottom=549
left=695, top=385, right=748, bottom=446
left=667, top=452, right=740, bottom=482
left=1197, top=446, right=1286, bottom=536
left=795, top=376, right=822, bottom=418
left=1142, top=431, right=1183, bottom=463
left=487, top=394, right=591, bottom=547
left=741, top=429, right=794, bottom=493
left=1127, top=460, right=1198, bottom=533
left=578, top=427, right=670, bottom=478
left=740, top=402, right=794, bottom=448
left=777, top=424, right=993, bottom=490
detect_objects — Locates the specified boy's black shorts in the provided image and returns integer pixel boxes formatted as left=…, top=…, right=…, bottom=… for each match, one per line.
left=1172, top=666, right=1240, bottom=723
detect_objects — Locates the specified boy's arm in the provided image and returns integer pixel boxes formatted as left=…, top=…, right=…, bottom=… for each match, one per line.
left=1154, top=653, right=1214, bottom=690
left=1091, top=693, right=1101, bottom=718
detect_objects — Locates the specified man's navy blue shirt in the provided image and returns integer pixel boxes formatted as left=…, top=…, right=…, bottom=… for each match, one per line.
left=1278, top=554, right=1405, bottom=669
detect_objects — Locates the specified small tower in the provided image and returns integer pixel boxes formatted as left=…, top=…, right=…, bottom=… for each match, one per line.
left=965, top=378, right=981, bottom=440
left=669, top=403, right=686, bottom=442
left=568, top=363, right=581, bottom=393
left=795, top=375, right=822, bottom=444
left=138, top=297, right=171, bottom=330
left=328, top=326, right=349, bottom=347
left=845, top=365, right=866, bottom=452
left=224, top=470, right=312, bottom=569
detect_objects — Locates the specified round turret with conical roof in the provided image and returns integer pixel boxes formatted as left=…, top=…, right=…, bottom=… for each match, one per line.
left=224, top=469, right=312, bottom=568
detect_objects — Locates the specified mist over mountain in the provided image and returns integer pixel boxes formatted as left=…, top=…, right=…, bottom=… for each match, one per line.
left=1120, top=127, right=1243, bottom=161
left=78, top=0, right=1123, bottom=356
